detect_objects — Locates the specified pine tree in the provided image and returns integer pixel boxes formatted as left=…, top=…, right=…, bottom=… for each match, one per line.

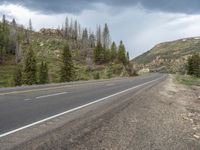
left=13, top=65, right=22, bottom=86
left=187, top=53, right=200, bottom=77
left=24, top=45, right=37, bottom=85
left=126, top=52, right=130, bottom=64
left=60, top=42, right=74, bottom=82
left=96, top=25, right=102, bottom=44
left=15, top=32, right=22, bottom=63
left=39, top=61, right=49, bottom=84
left=64, top=17, right=69, bottom=39
left=89, top=33, right=95, bottom=48
left=74, top=20, right=78, bottom=40
left=94, top=41, right=103, bottom=64
left=110, top=42, right=117, bottom=61
left=0, top=23, right=4, bottom=64
left=103, top=23, right=111, bottom=49
left=29, top=19, right=33, bottom=31
left=0, top=15, right=10, bottom=63
left=118, top=40, right=126, bottom=65
left=82, top=28, right=89, bottom=47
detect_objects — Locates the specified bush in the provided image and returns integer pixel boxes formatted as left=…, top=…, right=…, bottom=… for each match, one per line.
left=93, top=72, right=100, bottom=80
left=187, top=53, right=200, bottom=77
left=13, top=65, right=22, bottom=86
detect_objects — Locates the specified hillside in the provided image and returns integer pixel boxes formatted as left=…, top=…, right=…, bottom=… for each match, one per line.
left=0, top=17, right=131, bottom=87
left=133, top=37, right=200, bottom=73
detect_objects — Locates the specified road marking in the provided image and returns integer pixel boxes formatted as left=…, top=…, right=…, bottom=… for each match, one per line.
left=0, top=86, right=71, bottom=96
left=24, top=98, right=31, bottom=101
left=106, top=83, right=115, bottom=86
left=0, top=76, right=164, bottom=138
left=0, top=78, right=122, bottom=96
left=36, top=92, right=68, bottom=99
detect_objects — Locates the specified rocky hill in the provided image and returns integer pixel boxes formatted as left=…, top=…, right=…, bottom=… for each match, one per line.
left=133, top=37, right=200, bottom=73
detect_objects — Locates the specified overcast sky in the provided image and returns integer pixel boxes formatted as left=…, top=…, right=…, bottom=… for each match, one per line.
left=1, top=0, right=200, bottom=58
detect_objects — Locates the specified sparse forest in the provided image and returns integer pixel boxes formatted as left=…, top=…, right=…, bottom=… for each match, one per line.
left=0, top=15, right=132, bottom=87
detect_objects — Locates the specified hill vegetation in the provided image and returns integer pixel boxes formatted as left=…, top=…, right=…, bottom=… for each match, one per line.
left=133, top=37, right=200, bottom=73
left=0, top=15, right=133, bottom=87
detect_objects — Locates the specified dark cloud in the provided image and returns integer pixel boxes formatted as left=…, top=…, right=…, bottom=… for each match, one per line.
left=1, top=0, right=200, bottom=14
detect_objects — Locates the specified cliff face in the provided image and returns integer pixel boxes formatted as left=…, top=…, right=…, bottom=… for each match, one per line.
left=133, top=37, right=200, bottom=73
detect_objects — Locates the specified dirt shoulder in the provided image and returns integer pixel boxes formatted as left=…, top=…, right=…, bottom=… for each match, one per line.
left=71, top=75, right=200, bottom=150
left=6, top=75, right=200, bottom=150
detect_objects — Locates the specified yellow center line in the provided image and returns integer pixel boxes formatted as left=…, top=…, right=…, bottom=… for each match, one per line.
left=0, top=85, right=71, bottom=96
left=0, top=78, right=127, bottom=96
left=0, top=82, right=93, bottom=96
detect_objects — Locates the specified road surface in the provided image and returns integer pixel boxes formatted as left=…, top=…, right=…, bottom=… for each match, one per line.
left=0, top=73, right=165, bottom=138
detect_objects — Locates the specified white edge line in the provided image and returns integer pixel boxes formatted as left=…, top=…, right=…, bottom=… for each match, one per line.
left=36, top=92, right=68, bottom=99
left=0, top=76, right=164, bottom=138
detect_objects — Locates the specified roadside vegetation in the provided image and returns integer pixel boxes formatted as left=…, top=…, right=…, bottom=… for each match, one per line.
left=0, top=15, right=134, bottom=88
left=176, top=53, right=200, bottom=86
left=176, top=75, right=200, bottom=86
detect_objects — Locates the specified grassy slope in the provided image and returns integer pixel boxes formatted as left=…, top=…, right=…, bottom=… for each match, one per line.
left=176, top=74, right=200, bottom=86
left=0, top=55, right=15, bottom=87
left=0, top=32, right=128, bottom=87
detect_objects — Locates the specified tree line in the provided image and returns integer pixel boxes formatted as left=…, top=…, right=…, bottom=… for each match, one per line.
left=0, top=15, right=33, bottom=65
left=94, top=40, right=129, bottom=65
left=14, top=42, right=73, bottom=86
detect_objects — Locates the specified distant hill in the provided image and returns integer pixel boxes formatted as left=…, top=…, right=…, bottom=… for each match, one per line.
left=133, top=37, right=200, bottom=73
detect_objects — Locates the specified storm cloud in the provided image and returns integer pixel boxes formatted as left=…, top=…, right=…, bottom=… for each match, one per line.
left=1, top=1, right=200, bottom=58
left=1, top=0, right=200, bottom=14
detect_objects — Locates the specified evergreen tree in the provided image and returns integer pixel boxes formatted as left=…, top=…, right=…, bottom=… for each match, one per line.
left=110, top=42, right=117, bottom=61
left=39, top=61, right=49, bottom=84
left=107, top=65, right=113, bottom=78
left=24, top=45, right=37, bottom=85
left=29, top=19, right=33, bottom=31
left=0, top=23, right=4, bottom=64
left=104, top=48, right=111, bottom=63
left=74, top=20, right=78, bottom=40
left=126, top=52, right=130, bottom=64
left=187, top=53, right=200, bottom=77
left=89, top=33, right=96, bottom=48
left=64, top=17, right=69, bottom=39
left=82, top=28, right=89, bottom=47
left=96, top=25, right=102, bottom=44
left=12, top=18, right=16, bottom=27
left=13, top=65, right=22, bottom=86
left=118, top=40, right=127, bottom=65
left=94, top=41, right=103, bottom=64
left=60, top=42, right=74, bottom=82
left=82, top=28, right=88, bottom=40
left=103, top=23, right=111, bottom=49
left=0, top=15, right=10, bottom=63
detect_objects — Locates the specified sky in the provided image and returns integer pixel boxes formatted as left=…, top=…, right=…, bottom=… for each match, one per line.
left=1, top=0, right=200, bottom=58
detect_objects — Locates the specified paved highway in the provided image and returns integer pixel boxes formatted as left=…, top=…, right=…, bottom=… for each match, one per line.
left=0, top=73, right=165, bottom=138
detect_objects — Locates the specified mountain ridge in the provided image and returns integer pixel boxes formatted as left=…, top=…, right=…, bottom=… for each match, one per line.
left=133, top=36, right=200, bottom=73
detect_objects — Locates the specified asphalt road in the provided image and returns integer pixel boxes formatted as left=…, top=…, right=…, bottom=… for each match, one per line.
left=0, top=73, right=165, bottom=138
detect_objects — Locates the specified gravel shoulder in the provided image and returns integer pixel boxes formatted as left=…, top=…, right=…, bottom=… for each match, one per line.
left=2, top=75, right=200, bottom=150
left=71, top=75, right=200, bottom=150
